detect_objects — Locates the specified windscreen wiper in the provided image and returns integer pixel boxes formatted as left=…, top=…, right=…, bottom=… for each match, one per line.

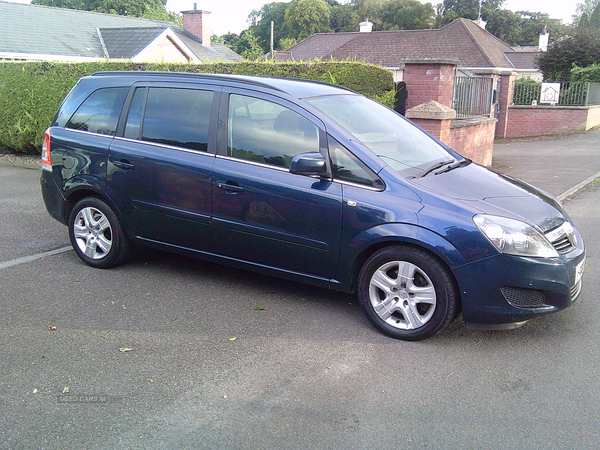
left=418, top=160, right=454, bottom=178
left=434, top=158, right=471, bottom=175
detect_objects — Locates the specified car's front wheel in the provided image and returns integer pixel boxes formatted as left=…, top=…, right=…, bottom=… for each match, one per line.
left=358, top=245, right=458, bottom=341
left=68, top=197, right=131, bottom=269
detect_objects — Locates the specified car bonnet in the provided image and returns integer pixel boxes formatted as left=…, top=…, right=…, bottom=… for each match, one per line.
left=407, top=163, right=567, bottom=233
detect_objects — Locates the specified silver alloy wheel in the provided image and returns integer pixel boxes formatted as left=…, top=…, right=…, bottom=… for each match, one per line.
left=368, top=260, right=437, bottom=330
left=72, top=206, right=113, bottom=260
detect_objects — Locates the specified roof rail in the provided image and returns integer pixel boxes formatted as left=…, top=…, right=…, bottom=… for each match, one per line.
left=89, top=71, right=354, bottom=94
left=90, top=71, right=290, bottom=92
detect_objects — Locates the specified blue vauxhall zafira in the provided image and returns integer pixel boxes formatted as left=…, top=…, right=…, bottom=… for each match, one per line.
left=41, top=72, right=585, bottom=340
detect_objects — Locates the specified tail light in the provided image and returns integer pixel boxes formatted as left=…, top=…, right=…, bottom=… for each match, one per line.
left=41, top=128, right=52, bottom=172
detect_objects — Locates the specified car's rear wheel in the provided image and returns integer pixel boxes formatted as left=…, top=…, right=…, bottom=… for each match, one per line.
left=358, top=245, right=458, bottom=341
left=68, top=197, right=131, bottom=269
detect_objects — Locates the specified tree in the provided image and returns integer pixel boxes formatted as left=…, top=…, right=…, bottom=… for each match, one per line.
left=330, top=2, right=361, bottom=32
left=487, top=10, right=569, bottom=46
left=436, top=0, right=504, bottom=27
left=277, top=37, right=299, bottom=50
left=284, top=0, right=332, bottom=40
left=221, top=32, right=242, bottom=51
left=574, top=0, right=600, bottom=28
left=379, top=0, right=435, bottom=30
left=31, top=0, right=176, bottom=21
left=576, top=0, right=600, bottom=29
left=236, top=30, right=265, bottom=61
left=32, top=0, right=93, bottom=8
left=516, top=12, right=569, bottom=46
left=537, top=31, right=600, bottom=80
left=484, top=9, right=523, bottom=45
left=247, top=2, right=290, bottom=54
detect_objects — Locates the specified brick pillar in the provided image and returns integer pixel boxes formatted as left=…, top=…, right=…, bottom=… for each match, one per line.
left=405, top=100, right=457, bottom=146
left=495, top=71, right=517, bottom=139
left=402, top=59, right=458, bottom=110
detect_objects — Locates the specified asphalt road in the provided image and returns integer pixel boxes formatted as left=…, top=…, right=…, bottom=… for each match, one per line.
left=1, top=163, right=599, bottom=449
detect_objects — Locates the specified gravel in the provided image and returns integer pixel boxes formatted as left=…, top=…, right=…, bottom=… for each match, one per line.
left=0, top=153, right=41, bottom=169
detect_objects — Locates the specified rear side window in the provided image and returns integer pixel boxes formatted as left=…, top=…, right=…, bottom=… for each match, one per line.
left=124, top=87, right=214, bottom=152
left=66, top=87, right=128, bottom=136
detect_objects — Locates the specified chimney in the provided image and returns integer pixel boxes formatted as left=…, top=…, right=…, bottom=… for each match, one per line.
left=182, top=7, right=211, bottom=46
left=539, top=26, right=549, bottom=51
left=359, top=19, right=373, bottom=33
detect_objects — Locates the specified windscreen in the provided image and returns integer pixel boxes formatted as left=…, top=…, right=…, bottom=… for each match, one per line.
left=306, top=94, right=456, bottom=177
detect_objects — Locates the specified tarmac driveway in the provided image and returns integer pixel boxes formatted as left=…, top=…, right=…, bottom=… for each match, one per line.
left=1, top=130, right=600, bottom=449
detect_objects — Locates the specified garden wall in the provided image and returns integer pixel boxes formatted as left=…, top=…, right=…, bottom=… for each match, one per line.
left=410, top=115, right=496, bottom=167
left=448, top=118, right=496, bottom=166
left=503, top=105, right=600, bottom=139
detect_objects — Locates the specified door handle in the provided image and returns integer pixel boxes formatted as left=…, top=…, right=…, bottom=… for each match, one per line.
left=112, top=160, right=135, bottom=170
left=216, top=182, right=244, bottom=193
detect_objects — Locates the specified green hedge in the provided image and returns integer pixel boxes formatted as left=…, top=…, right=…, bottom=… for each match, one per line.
left=0, top=61, right=394, bottom=154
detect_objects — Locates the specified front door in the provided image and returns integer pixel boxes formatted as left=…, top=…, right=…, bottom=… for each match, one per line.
left=212, top=92, right=343, bottom=279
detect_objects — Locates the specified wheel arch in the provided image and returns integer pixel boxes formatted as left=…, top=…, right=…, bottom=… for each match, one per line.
left=62, top=176, right=117, bottom=224
left=341, top=223, right=466, bottom=298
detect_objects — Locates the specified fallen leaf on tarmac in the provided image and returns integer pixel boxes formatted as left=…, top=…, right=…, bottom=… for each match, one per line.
left=121, top=305, right=126, bottom=310
left=254, top=307, right=266, bottom=311
left=62, top=386, right=69, bottom=394
left=119, top=347, right=133, bottom=352
left=229, top=337, right=237, bottom=341
left=48, top=326, right=57, bottom=331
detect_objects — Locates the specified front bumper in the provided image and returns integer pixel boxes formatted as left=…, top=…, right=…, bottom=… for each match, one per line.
left=454, top=244, right=586, bottom=327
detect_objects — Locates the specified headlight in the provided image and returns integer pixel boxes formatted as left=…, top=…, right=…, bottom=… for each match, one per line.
left=473, top=214, right=558, bottom=258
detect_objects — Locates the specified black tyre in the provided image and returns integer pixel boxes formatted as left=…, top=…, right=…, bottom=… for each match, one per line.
left=358, top=245, right=458, bottom=341
left=68, top=197, right=131, bottom=269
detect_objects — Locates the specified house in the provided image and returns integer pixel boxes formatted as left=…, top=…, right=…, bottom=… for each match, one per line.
left=0, top=1, right=242, bottom=63
left=278, top=18, right=542, bottom=81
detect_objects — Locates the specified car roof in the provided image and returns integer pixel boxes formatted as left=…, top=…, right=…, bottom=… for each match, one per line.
left=90, top=71, right=355, bottom=99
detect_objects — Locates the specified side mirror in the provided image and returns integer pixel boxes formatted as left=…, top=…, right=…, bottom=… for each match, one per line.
left=289, top=152, right=328, bottom=177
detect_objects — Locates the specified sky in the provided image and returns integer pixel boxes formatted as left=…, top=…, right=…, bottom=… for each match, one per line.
left=6, top=0, right=582, bottom=36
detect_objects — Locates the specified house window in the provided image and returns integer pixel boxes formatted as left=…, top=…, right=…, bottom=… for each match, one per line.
left=66, top=87, right=128, bottom=136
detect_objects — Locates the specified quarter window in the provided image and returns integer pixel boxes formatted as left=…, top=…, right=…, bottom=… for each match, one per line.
left=329, top=136, right=384, bottom=189
left=227, top=94, right=319, bottom=169
left=66, top=87, right=128, bottom=135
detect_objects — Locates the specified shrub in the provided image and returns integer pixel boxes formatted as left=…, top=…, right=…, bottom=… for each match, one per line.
left=0, top=60, right=394, bottom=153
left=512, top=78, right=541, bottom=105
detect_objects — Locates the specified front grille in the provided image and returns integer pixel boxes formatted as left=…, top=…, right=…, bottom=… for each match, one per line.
left=552, top=235, right=574, bottom=253
left=501, top=286, right=546, bottom=308
left=545, top=222, right=576, bottom=255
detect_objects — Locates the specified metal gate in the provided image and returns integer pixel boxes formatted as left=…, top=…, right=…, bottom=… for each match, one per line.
left=452, top=76, right=494, bottom=118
